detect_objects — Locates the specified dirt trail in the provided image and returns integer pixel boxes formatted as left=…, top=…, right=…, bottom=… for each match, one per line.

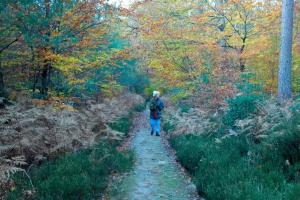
left=109, top=110, right=200, bottom=200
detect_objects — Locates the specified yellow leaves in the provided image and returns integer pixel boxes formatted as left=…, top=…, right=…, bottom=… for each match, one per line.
left=100, top=81, right=123, bottom=98
left=51, top=54, right=83, bottom=75
left=133, top=0, right=297, bottom=95
left=64, top=11, right=72, bottom=20
left=49, top=48, right=119, bottom=79
left=68, top=77, right=85, bottom=85
left=170, top=90, right=190, bottom=102
left=149, top=59, right=163, bottom=70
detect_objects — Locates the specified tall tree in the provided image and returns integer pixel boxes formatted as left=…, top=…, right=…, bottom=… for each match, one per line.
left=0, top=0, right=20, bottom=97
left=2, top=0, right=109, bottom=96
left=278, top=0, right=294, bottom=100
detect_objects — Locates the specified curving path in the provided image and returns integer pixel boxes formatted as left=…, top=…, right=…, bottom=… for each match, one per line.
left=109, top=110, right=200, bottom=200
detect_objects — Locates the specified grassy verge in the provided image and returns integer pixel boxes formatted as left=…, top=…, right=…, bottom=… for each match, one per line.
left=7, top=141, right=134, bottom=200
left=170, top=131, right=300, bottom=200
left=109, top=117, right=132, bottom=137
left=167, top=78, right=300, bottom=200
left=108, top=102, right=146, bottom=137
left=162, top=121, right=176, bottom=134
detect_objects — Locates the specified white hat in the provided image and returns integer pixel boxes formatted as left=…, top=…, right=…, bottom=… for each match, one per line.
left=153, top=91, right=160, bottom=97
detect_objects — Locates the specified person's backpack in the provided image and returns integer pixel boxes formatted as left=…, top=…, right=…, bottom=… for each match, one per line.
left=150, top=98, right=157, bottom=111
left=150, top=98, right=158, bottom=119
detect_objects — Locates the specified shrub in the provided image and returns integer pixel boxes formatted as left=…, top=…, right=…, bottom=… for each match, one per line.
left=222, top=95, right=258, bottom=126
left=170, top=133, right=300, bottom=200
left=222, top=73, right=264, bottom=127
left=109, top=117, right=132, bottom=136
left=178, top=103, right=191, bottom=113
left=7, top=141, right=134, bottom=200
left=287, top=184, right=300, bottom=200
left=132, top=102, right=146, bottom=113
left=109, top=103, right=146, bottom=136
left=162, top=121, right=176, bottom=134
left=259, top=103, right=300, bottom=179
left=279, top=103, right=300, bottom=164
left=170, top=135, right=208, bottom=174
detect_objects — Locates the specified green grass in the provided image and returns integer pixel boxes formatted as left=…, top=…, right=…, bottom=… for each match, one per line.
left=7, top=141, right=134, bottom=200
left=169, top=87, right=300, bottom=200
left=162, top=121, right=176, bottom=134
left=169, top=95, right=300, bottom=200
left=109, top=116, right=132, bottom=136
left=178, top=103, right=191, bottom=113
left=170, top=133, right=300, bottom=200
left=132, top=102, right=146, bottom=113
left=108, top=102, right=146, bottom=136
left=5, top=97, right=143, bottom=199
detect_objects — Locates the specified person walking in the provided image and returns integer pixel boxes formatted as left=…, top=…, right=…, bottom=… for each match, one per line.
left=149, top=91, right=164, bottom=136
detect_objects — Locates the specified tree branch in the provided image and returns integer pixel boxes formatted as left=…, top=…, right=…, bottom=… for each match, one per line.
left=0, top=36, right=20, bottom=54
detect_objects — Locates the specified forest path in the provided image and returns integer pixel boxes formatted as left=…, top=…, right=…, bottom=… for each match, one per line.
left=109, top=110, right=200, bottom=200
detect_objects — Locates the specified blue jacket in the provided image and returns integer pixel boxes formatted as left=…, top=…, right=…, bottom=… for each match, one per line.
left=150, top=98, right=164, bottom=119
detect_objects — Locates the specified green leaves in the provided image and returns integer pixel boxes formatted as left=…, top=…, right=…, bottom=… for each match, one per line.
left=223, top=73, right=264, bottom=127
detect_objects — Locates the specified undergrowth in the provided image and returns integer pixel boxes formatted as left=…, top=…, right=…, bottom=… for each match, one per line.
left=170, top=131, right=300, bottom=200
left=169, top=97, right=300, bottom=199
left=162, top=121, right=176, bottom=134
left=109, top=117, right=132, bottom=136
left=7, top=141, right=134, bottom=200
left=109, top=102, right=146, bottom=136
left=6, top=102, right=144, bottom=199
left=222, top=73, right=264, bottom=127
left=169, top=74, right=300, bottom=200
left=132, top=102, right=147, bottom=113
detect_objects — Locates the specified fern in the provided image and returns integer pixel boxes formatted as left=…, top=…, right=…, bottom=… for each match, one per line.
left=0, top=165, right=34, bottom=192
left=0, top=145, right=15, bottom=157
left=0, top=166, right=23, bottom=181
left=10, top=156, right=28, bottom=167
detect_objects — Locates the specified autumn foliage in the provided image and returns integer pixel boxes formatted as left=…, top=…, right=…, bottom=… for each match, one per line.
left=129, top=0, right=300, bottom=104
left=0, top=0, right=146, bottom=102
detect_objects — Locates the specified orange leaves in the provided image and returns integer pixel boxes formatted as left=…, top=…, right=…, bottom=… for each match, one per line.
left=64, top=11, right=72, bottom=20
left=129, top=0, right=300, bottom=97
left=112, top=49, right=131, bottom=60
left=32, top=98, right=75, bottom=111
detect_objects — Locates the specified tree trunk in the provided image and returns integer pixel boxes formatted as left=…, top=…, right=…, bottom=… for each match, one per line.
left=278, top=0, right=294, bottom=100
left=33, top=69, right=38, bottom=93
left=0, top=37, right=20, bottom=98
left=239, top=38, right=246, bottom=72
left=0, top=58, right=6, bottom=97
left=239, top=57, right=245, bottom=72
left=40, top=0, right=51, bottom=96
left=0, top=67, right=5, bottom=97
left=41, top=62, right=51, bottom=95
